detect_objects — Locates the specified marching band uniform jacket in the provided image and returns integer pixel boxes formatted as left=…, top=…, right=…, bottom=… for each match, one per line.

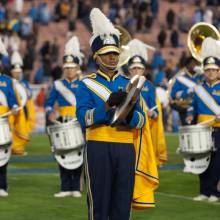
left=76, top=70, right=146, bottom=143
left=0, top=73, right=18, bottom=114
left=45, top=78, right=80, bottom=117
left=187, top=81, right=220, bottom=127
left=170, top=69, right=203, bottom=101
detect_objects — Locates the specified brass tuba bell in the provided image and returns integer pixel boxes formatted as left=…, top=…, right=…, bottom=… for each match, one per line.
left=187, top=22, right=220, bottom=63
left=115, top=25, right=132, bottom=69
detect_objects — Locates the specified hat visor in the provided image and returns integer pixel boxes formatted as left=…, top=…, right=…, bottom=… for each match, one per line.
left=204, top=64, right=219, bottom=70
left=63, top=63, right=78, bottom=68
left=95, top=46, right=120, bottom=57
left=129, top=63, right=145, bottom=69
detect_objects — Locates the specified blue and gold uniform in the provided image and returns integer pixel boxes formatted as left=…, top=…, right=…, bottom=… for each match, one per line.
left=170, top=69, right=203, bottom=101
left=79, top=8, right=146, bottom=219
left=0, top=73, right=18, bottom=194
left=76, top=70, right=145, bottom=219
left=0, top=74, right=18, bottom=114
left=170, top=68, right=203, bottom=125
left=77, top=70, right=145, bottom=142
left=45, top=78, right=79, bottom=118
left=45, top=77, right=82, bottom=194
left=187, top=56, right=220, bottom=200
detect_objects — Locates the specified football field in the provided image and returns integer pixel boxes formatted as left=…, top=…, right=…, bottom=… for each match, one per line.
left=0, top=134, right=219, bottom=220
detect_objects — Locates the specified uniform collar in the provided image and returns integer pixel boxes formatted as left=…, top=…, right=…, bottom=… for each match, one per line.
left=185, top=68, right=198, bottom=78
left=205, top=80, right=220, bottom=88
left=97, top=69, right=119, bottom=81
left=63, top=77, right=78, bottom=83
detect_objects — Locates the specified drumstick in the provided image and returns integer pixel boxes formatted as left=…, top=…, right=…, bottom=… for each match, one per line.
left=0, top=107, right=22, bottom=118
left=51, top=120, right=62, bottom=125
left=197, top=117, right=216, bottom=125
left=149, top=105, right=157, bottom=112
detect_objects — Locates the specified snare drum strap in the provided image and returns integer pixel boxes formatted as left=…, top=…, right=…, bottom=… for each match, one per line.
left=194, top=85, right=220, bottom=115
left=54, top=80, right=77, bottom=106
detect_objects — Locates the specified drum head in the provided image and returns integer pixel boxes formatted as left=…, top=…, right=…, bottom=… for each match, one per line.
left=183, top=154, right=211, bottom=175
left=54, top=148, right=84, bottom=170
left=0, top=147, right=11, bottom=167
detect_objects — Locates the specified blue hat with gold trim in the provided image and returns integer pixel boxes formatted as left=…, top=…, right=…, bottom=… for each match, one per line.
left=203, top=56, right=220, bottom=70
left=63, top=36, right=83, bottom=68
left=128, top=55, right=146, bottom=69
left=89, top=8, right=121, bottom=59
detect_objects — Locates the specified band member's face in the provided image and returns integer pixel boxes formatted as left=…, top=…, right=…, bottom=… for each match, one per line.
left=97, top=52, right=119, bottom=69
left=204, top=68, right=219, bottom=83
left=64, top=66, right=79, bottom=80
left=129, top=67, right=145, bottom=77
left=11, top=70, right=22, bottom=80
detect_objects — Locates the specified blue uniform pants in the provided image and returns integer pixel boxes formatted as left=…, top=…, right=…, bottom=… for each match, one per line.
left=85, top=141, right=135, bottom=220
left=59, top=165, right=82, bottom=192
left=0, top=163, right=7, bottom=190
left=199, top=129, right=220, bottom=197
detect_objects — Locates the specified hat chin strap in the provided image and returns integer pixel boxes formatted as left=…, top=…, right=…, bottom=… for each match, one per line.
left=97, top=56, right=117, bottom=71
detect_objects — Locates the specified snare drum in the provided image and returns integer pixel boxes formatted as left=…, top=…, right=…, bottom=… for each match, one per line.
left=0, top=118, right=12, bottom=147
left=47, top=118, right=85, bottom=151
left=179, top=125, right=213, bottom=154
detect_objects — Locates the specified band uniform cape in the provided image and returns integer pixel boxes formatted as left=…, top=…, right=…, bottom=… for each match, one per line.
left=132, top=98, right=159, bottom=209
left=21, top=80, right=36, bottom=132
left=10, top=79, right=30, bottom=154
left=149, top=97, right=167, bottom=165
left=141, top=81, right=167, bottom=166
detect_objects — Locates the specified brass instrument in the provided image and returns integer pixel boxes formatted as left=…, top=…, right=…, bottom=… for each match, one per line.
left=187, top=22, right=220, bottom=62
left=115, top=25, right=132, bottom=69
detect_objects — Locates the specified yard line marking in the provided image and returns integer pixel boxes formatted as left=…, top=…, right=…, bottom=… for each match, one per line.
left=156, top=192, right=220, bottom=205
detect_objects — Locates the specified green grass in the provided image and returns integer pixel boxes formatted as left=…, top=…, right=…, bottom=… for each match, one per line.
left=0, top=134, right=219, bottom=220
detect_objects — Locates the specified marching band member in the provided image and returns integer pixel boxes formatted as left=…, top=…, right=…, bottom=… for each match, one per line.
left=169, top=56, right=203, bottom=125
left=0, top=39, right=19, bottom=197
left=45, top=36, right=83, bottom=198
left=76, top=8, right=145, bottom=220
left=186, top=39, right=220, bottom=202
left=127, top=39, right=167, bottom=166
left=10, top=50, right=34, bottom=155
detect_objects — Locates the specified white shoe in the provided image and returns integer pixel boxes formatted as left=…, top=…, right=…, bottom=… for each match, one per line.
left=54, top=191, right=72, bottom=198
left=193, top=194, right=208, bottom=201
left=208, top=195, right=219, bottom=203
left=72, top=191, right=82, bottom=198
left=0, top=189, right=8, bottom=197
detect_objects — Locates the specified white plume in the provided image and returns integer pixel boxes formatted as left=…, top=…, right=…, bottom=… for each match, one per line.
left=201, top=37, right=220, bottom=60
left=11, top=51, right=23, bottom=66
left=64, top=36, right=83, bottom=64
left=0, top=37, right=8, bottom=56
left=89, top=8, right=120, bottom=45
left=127, top=39, right=155, bottom=62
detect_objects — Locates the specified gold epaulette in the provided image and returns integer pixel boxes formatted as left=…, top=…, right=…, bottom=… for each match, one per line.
left=81, top=73, right=97, bottom=80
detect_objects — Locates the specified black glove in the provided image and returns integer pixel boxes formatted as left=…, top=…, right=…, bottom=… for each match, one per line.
left=126, top=106, right=135, bottom=123
left=107, top=90, right=127, bottom=107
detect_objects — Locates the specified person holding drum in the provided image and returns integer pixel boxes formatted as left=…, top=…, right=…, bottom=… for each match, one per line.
left=76, top=8, right=146, bottom=220
left=0, top=39, right=19, bottom=197
left=169, top=56, right=203, bottom=125
left=186, top=54, right=220, bottom=202
left=45, top=36, right=83, bottom=198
